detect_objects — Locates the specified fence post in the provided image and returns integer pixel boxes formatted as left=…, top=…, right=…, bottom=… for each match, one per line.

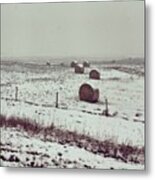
left=105, top=97, right=109, bottom=116
left=56, top=92, right=59, bottom=108
left=15, top=86, right=18, bottom=101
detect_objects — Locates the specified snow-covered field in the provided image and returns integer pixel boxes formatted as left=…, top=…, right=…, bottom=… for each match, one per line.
left=0, top=59, right=145, bottom=169
left=0, top=127, right=144, bottom=169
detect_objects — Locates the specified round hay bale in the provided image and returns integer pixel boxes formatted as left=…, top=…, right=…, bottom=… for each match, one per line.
left=46, top=62, right=50, bottom=66
left=79, top=83, right=99, bottom=103
left=89, top=69, right=100, bottom=80
left=70, top=61, right=78, bottom=68
left=75, top=64, right=84, bottom=74
left=83, top=61, right=90, bottom=67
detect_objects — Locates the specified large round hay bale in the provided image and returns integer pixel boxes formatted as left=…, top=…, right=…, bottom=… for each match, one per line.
left=75, top=64, right=84, bottom=74
left=46, top=62, right=50, bottom=66
left=79, top=83, right=99, bottom=103
left=83, top=61, right=90, bottom=67
left=89, top=69, right=100, bottom=80
left=70, top=61, right=78, bottom=68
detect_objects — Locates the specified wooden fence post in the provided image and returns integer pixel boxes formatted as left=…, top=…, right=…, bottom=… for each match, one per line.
left=105, top=97, right=109, bottom=116
left=56, top=92, right=59, bottom=108
left=15, top=86, right=18, bottom=101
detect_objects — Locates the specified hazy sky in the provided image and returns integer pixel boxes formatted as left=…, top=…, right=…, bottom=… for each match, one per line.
left=1, top=1, right=144, bottom=58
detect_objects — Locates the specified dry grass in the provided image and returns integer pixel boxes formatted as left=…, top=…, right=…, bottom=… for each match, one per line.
left=0, top=115, right=144, bottom=164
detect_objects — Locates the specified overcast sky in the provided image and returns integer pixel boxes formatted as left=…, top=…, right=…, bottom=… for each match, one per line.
left=1, top=1, right=144, bottom=59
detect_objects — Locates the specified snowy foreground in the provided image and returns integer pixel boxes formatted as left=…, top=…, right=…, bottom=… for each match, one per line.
left=0, top=60, right=145, bottom=169
left=0, top=127, right=144, bottom=169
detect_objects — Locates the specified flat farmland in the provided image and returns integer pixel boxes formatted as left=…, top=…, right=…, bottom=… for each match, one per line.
left=0, top=59, right=145, bottom=169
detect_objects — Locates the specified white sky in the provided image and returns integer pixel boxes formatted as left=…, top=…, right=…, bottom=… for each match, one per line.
left=1, top=1, right=144, bottom=58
